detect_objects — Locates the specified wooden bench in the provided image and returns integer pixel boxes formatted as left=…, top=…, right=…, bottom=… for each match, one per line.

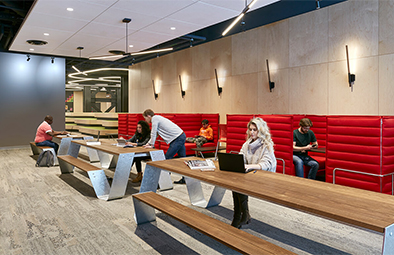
left=133, top=191, right=295, bottom=255
left=30, top=141, right=52, bottom=155
left=57, top=155, right=101, bottom=172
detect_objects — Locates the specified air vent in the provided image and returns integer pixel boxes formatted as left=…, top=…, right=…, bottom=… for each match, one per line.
left=26, top=40, right=48, bottom=46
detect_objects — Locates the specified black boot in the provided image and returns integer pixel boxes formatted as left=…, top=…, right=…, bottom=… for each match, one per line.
left=231, top=192, right=242, bottom=228
left=239, top=194, right=251, bottom=228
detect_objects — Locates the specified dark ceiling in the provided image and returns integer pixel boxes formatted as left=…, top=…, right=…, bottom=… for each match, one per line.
left=0, top=0, right=347, bottom=84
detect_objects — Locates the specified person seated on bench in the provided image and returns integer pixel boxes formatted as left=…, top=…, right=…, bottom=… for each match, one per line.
left=34, top=115, right=68, bottom=154
left=232, top=117, right=277, bottom=229
left=125, top=120, right=151, bottom=183
left=185, top=119, right=213, bottom=148
left=293, top=118, right=319, bottom=179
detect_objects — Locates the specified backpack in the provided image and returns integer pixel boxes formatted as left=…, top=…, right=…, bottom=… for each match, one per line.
left=36, top=150, right=54, bottom=167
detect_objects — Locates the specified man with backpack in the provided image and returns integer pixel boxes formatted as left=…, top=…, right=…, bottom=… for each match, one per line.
left=34, top=115, right=68, bottom=154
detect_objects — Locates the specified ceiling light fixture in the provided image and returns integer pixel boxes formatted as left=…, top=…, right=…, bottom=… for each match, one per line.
left=222, top=0, right=258, bottom=36
left=89, top=18, right=173, bottom=60
left=51, top=57, right=54, bottom=64
left=29, top=48, right=34, bottom=51
left=26, top=40, right=47, bottom=46
left=43, top=33, right=49, bottom=36
left=170, top=27, right=176, bottom=30
left=26, top=54, right=30, bottom=61
left=130, top=48, right=173, bottom=56
left=67, top=7, right=73, bottom=11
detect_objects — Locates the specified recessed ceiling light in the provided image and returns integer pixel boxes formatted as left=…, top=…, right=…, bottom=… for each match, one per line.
left=44, top=33, right=49, bottom=36
left=67, top=7, right=73, bottom=11
left=170, top=27, right=176, bottom=30
left=30, top=48, right=34, bottom=51
left=129, top=45, right=134, bottom=48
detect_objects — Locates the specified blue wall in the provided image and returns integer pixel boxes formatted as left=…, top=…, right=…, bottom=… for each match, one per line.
left=0, top=52, right=65, bottom=147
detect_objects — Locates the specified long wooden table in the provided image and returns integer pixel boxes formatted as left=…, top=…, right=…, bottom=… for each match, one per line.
left=59, top=139, right=171, bottom=200
left=139, top=157, right=394, bottom=254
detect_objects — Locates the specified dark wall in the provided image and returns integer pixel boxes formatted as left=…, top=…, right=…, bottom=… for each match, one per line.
left=0, top=52, right=65, bottom=147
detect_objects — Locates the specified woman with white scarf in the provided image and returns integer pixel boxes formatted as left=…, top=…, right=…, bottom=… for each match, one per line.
left=231, top=117, right=277, bottom=228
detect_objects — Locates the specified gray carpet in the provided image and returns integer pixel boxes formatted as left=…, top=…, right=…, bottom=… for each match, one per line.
left=0, top=147, right=382, bottom=254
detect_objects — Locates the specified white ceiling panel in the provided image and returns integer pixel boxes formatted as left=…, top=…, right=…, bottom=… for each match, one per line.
left=10, top=0, right=279, bottom=59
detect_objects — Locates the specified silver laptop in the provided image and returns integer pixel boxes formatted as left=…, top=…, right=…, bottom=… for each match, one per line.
left=217, top=153, right=246, bottom=173
left=117, top=138, right=127, bottom=146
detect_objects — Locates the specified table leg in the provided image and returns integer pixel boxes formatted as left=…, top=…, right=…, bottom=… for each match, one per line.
left=107, top=152, right=135, bottom=200
left=83, top=136, right=100, bottom=162
left=184, top=177, right=225, bottom=208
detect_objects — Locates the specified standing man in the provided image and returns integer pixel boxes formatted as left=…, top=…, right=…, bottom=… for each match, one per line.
left=34, top=115, right=68, bottom=154
left=142, top=109, right=186, bottom=159
left=293, top=118, right=319, bottom=179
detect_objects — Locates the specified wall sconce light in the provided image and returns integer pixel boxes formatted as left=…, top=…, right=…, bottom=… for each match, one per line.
left=152, top=80, right=158, bottom=100
left=51, top=57, right=54, bottom=64
left=345, top=45, right=356, bottom=91
left=26, top=54, right=30, bottom=61
left=266, top=59, right=275, bottom=92
left=179, top=75, right=185, bottom=98
left=214, top=69, right=223, bottom=96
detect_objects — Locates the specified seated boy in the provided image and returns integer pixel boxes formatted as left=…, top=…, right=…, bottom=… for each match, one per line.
left=186, top=119, right=213, bottom=148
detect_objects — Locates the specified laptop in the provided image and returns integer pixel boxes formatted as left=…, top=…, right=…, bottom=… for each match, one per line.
left=116, top=138, right=127, bottom=146
left=217, top=152, right=246, bottom=173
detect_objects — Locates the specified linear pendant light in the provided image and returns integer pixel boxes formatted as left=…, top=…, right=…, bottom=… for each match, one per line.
left=222, top=0, right=258, bottom=36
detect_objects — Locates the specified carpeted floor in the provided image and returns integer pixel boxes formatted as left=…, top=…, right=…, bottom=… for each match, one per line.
left=0, top=147, right=382, bottom=254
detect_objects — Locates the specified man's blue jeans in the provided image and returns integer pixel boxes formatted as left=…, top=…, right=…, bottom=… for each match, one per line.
left=293, top=154, right=319, bottom=179
left=165, top=132, right=186, bottom=159
left=36, top=140, right=59, bottom=154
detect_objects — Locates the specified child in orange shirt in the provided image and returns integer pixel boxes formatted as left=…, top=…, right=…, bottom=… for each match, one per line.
left=186, top=119, right=213, bottom=148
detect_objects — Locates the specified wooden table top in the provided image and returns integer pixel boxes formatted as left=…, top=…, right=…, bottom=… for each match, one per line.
left=147, top=157, right=394, bottom=233
left=72, top=139, right=158, bottom=155
left=55, top=134, right=87, bottom=139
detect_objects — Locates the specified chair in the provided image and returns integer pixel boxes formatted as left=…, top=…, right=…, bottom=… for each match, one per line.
left=214, top=124, right=227, bottom=160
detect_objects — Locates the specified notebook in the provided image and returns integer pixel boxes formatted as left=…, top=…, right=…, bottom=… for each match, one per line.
left=217, top=152, right=246, bottom=173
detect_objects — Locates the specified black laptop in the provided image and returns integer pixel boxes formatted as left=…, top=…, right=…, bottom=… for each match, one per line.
left=217, top=152, right=246, bottom=173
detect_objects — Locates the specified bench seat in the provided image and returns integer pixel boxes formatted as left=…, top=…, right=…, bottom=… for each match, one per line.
left=30, top=141, right=52, bottom=155
left=133, top=191, right=294, bottom=255
left=57, top=155, right=101, bottom=172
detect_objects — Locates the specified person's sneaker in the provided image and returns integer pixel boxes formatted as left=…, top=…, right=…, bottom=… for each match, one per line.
left=173, top=177, right=185, bottom=184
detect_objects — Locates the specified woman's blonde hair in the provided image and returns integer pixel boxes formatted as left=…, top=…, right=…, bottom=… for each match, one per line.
left=246, top=117, right=274, bottom=151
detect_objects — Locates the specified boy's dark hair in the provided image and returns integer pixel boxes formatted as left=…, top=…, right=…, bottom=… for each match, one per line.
left=202, top=119, right=209, bottom=125
left=299, top=118, right=313, bottom=127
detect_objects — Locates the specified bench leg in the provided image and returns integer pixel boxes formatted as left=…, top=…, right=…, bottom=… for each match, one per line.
left=133, top=195, right=156, bottom=224
left=383, top=223, right=394, bottom=255
left=97, top=150, right=112, bottom=169
left=184, top=177, right=225, bottom=208
left=58, top=158, right=75, bottom=174
left=107, top=153, right=135, bottom=200
left=30, top=143, right=40, bottom=155
left=42, top=148, right=58, bottom=166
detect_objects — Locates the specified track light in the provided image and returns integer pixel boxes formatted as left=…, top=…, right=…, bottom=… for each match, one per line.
left=51, top=57, right=54, bottom=64
left=222, top=0, right=258, bottom=36
left=26, top=54, right=30, bottom=61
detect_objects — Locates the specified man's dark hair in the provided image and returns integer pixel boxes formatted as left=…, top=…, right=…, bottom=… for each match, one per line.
left=201, top=119, right=209, bottom=125
left=143, top=109, right=155, bottom=117
left=299, top=118, right=313, bottom=127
